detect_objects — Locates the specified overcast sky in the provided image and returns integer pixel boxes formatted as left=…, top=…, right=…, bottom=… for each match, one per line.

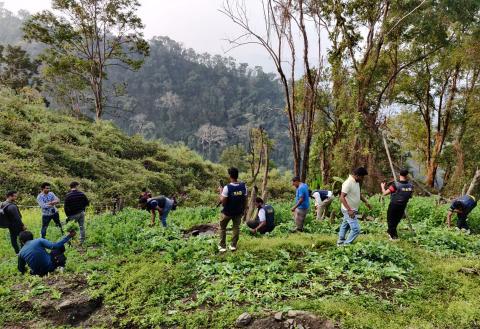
left=2, top=0, right=280, bottom=72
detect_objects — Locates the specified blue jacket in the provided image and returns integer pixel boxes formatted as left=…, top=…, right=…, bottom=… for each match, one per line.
left=18, top=236, right=71, bottom=275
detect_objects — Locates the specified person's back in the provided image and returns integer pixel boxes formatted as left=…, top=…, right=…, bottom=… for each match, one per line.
left=262, top=204, right=275, bottom=230
left=222, top=182, right=247, bottom=216
left=389, top=181, right=414, bottom=205
left=455, top=195, right=477, bottom=215
left=64, top=189, right=89, bottom=217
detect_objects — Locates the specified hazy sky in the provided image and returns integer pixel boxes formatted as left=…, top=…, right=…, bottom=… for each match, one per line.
left=2, top=0, right=278, bottom=72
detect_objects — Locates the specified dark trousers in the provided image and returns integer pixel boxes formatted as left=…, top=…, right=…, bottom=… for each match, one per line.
left=387, top=203, right=407, bottom=238
left=246, top=220, right=272, bottom=234
left=457, top=214, right=469, bottom=230
left=8, top=226, right=21, bottom=254
left=41, top=212, right=63, bottom=239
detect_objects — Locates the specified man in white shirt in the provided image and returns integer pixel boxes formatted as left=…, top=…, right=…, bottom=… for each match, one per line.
left=310, top=189, right=339, bottom=220
left=246, top=197, right=275, bottom=234
left=337, top=167, right=371, bottom=246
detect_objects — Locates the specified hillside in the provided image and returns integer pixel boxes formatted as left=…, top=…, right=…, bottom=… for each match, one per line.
left=0, top=89, right=223, bottom=207
left=1, top=198, right=479, bottom=328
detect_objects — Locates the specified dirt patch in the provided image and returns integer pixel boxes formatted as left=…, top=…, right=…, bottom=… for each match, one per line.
left=183, top=224, right=218, bottom=238
left=458, top=267, right=480, bottom=276
left=10, top=274, right=104, bottom=327
left=245, top=311, right=338, bottom=329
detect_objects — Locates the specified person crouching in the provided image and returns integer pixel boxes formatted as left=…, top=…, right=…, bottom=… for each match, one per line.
left=247, top=197, right=275, bottom=235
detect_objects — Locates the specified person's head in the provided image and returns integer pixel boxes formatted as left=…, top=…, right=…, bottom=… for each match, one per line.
left=138, top=196, right=148, bottom=209
left=19, top=231, right=34, bottom=245
left=228, top=167, right=239, bottom=182
left=40, top=182, right=51, bottom=193
left=6, top=190, right=17, bottom=202
left=141, top=187, right=148, bottom=193
left=454, top=202, right=465, bottom=214
left=332, top=189, right=341, bottom=197
left=399, top=169, right=409, bottom=180
left=255, top=197, right=264, bottom=208
left=292, top=176, right=301, bottom=188
left=309, top=189, right=313, bottom=198
left=69, top=181, right=79, bottom=190
left=352, top=167, right=368, bottom=182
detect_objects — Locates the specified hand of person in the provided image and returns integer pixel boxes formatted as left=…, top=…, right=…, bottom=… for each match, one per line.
left=291, top=207, right=296, bottom=213
left=68, top=230, right=77, bottom=238
left=380, top=182, right=386, bottom=189
left=250, top=228, right=256, bottom=234
left=348, top=209, right=355, bottom=219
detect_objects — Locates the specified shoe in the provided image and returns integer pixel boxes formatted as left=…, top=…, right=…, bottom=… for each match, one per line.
left=336, top=241, right=344, bottom=247
left=56, top=267, right=64, bottom=273
left=218, top=245, right=227, bottom=253
left=229, top=245, right=237, bottom=251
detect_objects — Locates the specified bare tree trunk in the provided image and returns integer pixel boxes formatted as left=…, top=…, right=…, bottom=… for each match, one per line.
left=466, top=169, right=480, bottom=198
left=261, top=143, right=269, bottom=200
left=246, top=185, right=258, bottom=222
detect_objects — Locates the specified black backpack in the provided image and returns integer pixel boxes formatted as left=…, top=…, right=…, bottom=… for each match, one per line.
left=0, top=202, right=12, bottom=229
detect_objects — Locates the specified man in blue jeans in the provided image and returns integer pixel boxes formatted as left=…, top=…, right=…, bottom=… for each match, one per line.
left=291, top=176, right=310, bottom=232
left=140, top=195, right=174, bottom=227
left=337, top=167, right=371, bottom=246
left=37, top=182, right=64, bottom=239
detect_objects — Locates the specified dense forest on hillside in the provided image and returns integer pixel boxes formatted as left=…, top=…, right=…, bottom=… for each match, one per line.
left=0, top=5, right=290, bottom=167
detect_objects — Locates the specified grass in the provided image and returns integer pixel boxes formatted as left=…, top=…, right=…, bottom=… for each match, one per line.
left=0, top=198, right=480, bottom=328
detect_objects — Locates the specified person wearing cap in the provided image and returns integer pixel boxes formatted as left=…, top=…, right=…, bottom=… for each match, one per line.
left=380, top=169, right=414, bottom=240
left=291, top=176, right=310, bottom=232
left=139, top=195, right=174, bottom=227
left=446, top=195, right=477, bottom=230
left=310, top=189, right=340, bottom=220
left=337, top=167, right=371, bottom=246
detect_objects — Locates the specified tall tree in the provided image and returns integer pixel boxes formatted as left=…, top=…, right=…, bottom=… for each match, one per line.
left=0, top=44, right=40, bottom=91
left=23, top=0, right=149, bottom=120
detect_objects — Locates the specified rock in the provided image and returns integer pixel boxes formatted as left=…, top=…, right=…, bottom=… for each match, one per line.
left=286, top=318, right=295, bottom=328
left=274, top=311, right=284, bottom=321
left=297, top=324, right=305, bottom=329
left=287, top=310, right=308, bottom=317
left=236, top=312, right=252, bottom=327
left=323, top=320, right=336, bottom=329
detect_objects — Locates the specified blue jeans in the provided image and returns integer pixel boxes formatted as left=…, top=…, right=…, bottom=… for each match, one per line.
left=41, top=212, right=63, bottom=239
left=337, top=209, right=361, bottom=245
left=160, top=199, right=173, bottom=227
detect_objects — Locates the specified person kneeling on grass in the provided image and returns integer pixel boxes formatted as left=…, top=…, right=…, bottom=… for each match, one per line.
left=246, top=197, right=275, bottom=235
left=140, top=196, right=174, bottom=227
left=446, top=195, right=477, bottom=230
left=18, top=230, right=75, bottom=276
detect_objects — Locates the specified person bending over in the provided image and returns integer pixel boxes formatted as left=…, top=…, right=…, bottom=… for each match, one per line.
left=447, top=195, right=477, bottom=230
left=310, top=189, right=339, bottom=220
left=247, top=197, right=275, bottom=235
left=140, top=195, right=174, bottom=227
left=18, top=230, right=75, bottom=276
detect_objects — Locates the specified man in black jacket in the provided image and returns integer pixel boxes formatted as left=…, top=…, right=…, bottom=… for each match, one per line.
left=1, top=191, right=26, bottom=254
left=64, top=182, right=89, bottom=244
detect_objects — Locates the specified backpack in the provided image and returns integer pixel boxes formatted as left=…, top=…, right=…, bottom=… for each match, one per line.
left=0, top=202, right=12, bottom=229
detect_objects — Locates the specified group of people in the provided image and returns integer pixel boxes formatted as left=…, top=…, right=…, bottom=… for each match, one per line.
left=0, top=182, right=89, bottom=276
left=1, top=166, right=477, bottom=273
left=217, top=166, right=478, bottom=251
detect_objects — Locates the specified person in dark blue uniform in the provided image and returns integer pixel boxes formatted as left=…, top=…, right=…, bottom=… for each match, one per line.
left=247, top=197, right=275, bottom=235
left=380, top=169, right=414, bottom=240
left=447, top=195, right=477, bottom=230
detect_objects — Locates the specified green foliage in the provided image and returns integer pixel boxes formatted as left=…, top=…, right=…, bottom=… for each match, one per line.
left=219, top=144, right=248, bottom=172
left=0, top=44, right=40, bottom=91
left=0, top=89, right=224, bottom=207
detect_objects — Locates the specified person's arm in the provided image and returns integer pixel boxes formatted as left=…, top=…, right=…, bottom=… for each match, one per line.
left=291, top=196, right=304, bottom=212
left=150, top=209, right=156, bottom=225
left=361, top=194, right=372, bottom=209
left=251, top=209, right=266, bottom=233
left=39, top=235, right=72, bottom=250
left=219, top=185, right=228, bottom=206
left=37, top=195, right=47, bottom=209
left=18, top=255, right=26, bottom=274
left=446, top=210, right=454, bottom=227
left=48, top=193, right=60, bottom=206
left=340, top=192, right=355, bottom=218
left=84, top=194, right=90, bottom=207
left=380, top=182, right=393, bottom=196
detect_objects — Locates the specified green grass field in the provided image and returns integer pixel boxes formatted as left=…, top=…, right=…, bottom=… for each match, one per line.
left=1, top=198, right=480, bottom=328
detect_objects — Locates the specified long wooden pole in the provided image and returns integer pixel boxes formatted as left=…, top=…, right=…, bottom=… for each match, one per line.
left=382, top=132, right=414, bottom=233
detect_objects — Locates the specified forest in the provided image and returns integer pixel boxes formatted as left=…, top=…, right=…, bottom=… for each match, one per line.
left=0, top=0, right=479, bottom=328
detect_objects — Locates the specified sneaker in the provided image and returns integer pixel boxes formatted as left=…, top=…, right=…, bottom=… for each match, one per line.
left=336, top=241, right=344, bottom=247
left=229, top=245, right=237, bottom=251
left=56, top=267, right=65, bottom=273
left=218, top=245, right=227, bottom=253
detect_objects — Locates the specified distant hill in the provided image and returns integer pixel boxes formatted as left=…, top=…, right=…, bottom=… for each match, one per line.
left=0, top=89, right=223, bottom=207
left=0, top=6, right=291, bottom=168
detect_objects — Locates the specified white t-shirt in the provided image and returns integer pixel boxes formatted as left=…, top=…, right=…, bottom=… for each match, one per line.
left=221, top=183, right=248, bottom=197
left=313, top=191, right=333, bottom=207
left=341, top=175, right=361, bottom=211
left=258, top=208, right=266, bottom=222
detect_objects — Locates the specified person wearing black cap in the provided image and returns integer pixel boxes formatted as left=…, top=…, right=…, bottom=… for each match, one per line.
left=337, top=167, right=371, bottom=246
left=380, top=169, right=414, bottom=240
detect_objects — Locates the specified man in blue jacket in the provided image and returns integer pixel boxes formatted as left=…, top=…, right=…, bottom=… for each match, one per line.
left=18, top=230, right=75, bottom=276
